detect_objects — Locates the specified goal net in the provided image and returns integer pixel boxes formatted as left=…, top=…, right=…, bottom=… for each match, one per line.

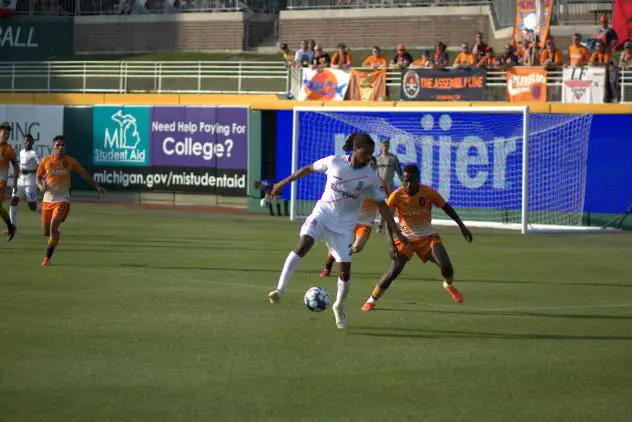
left=290, top=106, right=605, bottom=234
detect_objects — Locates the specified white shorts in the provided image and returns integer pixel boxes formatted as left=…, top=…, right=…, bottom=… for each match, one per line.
left=13, top=182, right=38, bottom=202
left=300, top=214, right=354, bottom=263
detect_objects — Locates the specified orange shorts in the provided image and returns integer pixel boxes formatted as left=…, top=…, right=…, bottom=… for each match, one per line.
left=41, top=202, right=70, bottom=224
left=395, top=234, right=442, bottom=263
left=354, top=224, right=372, bottom=240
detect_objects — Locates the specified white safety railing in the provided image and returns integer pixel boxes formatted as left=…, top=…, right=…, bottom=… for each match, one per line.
left=0, top=61, right=291, bottom=95
left=1, top=61, right=630, bottom=102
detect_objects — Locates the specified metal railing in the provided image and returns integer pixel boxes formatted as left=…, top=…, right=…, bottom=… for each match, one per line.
left=13, top=0, right=281, bottom=15
left=0, top=60, right=629, bottom=102
left=287, top=0, right=491, bottom=9
left=0, top=61, right=290, bottom=94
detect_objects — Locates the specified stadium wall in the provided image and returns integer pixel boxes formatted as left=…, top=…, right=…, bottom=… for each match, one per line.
left=0, top=16, right=74, bottom=60
left=0, top=98, right=630, bottom=228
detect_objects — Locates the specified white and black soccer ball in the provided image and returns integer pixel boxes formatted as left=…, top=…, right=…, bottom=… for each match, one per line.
left=303, top=287, right=330, bottom=312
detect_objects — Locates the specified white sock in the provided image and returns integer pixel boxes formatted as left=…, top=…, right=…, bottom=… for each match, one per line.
left=334, top=277, right=350, bottom=307
left=443, top=280, right=454, bottom=289
left=9, top=205, right=16, bottom=225
left=367, top=296, right=376, bottom=304
left=276, top=251, right=301, bottom=293
left=36, top=202, right=41, bottom=214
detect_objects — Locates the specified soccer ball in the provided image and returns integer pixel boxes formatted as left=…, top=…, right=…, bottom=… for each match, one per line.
left=260, top=198, right=270, bottom=208
left=303, top=287, right=330, bottom=312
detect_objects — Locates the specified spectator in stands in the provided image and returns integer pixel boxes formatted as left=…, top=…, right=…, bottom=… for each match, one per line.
left=433, top=42, right=449, bottom=68
left=523, top=41, right=541, bottom=66
left=362, top=46, right=388, bottom=69
left=279, top=43, right=295, bottom=68
left=589, top=39, right=613, bottom=66
left=471, top=32, right=488, bottom=62
left=514, top=40, right=526, bottom=64
left=499, top=43, right=519, bottom=67
left=593, top=15, right=619, bottom=54
left=619, top=41, right=632, bottom=67
left=476, top=47, right=498, bottom=68
left=308, top=39, right=316, bottom=53
left=390, top=44, right=413, bottom=70
left=331, top=43, right=353, bottom=69
left=310, top=45, right=331, bottom=70
left=568, top=33, right=590, bottom=66
left=411, top=50, right=431, bottom=68
left=540, top=38, right=563, bottom=67
left=453, top=43, right=475, bottom=67
left=294, top=40, right=314, bottom=68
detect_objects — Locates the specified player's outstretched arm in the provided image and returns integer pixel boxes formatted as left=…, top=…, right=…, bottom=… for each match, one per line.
left=376, top=201, right=408, bottom=245
left=443, top=204, right=473, bottom=243
left=36, top=160, right=46, bottom=192
left=75, top=165, right=106, bottom=194
left=271, top=164, right=314, bottom=197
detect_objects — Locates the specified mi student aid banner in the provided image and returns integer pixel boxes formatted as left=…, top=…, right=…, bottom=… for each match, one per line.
left=92, top=106, right=248, bottom=196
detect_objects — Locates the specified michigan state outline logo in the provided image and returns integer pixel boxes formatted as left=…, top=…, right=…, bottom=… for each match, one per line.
left=92, top=106, right=150, bottom=167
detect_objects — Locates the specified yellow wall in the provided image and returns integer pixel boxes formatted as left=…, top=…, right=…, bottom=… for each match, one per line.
left=0, top=93, right=630, bottom=114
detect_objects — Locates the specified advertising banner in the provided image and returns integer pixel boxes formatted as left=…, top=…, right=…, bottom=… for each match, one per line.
left=562, top=66, right=607, bottom=104
left=512, top=0, right=553, bottom=47
left=612, top=0, right=632, bottom=48
left=298, top=68, right=351, bottom=101
left=400, top=67, right=486, bottom=101
left=0, top=18, right=74, bottom=60
left=506, top=67, right=547, bottom=102
left=92, top=106, right=248, bottom=196
left=347, top=69, right=387, bottom=101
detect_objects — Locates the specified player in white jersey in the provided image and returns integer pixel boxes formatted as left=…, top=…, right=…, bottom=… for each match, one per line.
left=10, top=135, right=41, bottom=228
left=267, top=133, right=408, bottom=329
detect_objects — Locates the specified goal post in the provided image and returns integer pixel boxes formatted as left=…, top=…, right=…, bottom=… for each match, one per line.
left=290, top=106, right=616, bottom=234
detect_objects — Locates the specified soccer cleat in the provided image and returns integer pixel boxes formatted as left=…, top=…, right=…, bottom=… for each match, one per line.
left=41, top=257, right=50, bottom=266
left=333, top=303, right=347, bottom=329
left=6, top=224, right=16, bottom=241
left=444, top=282, right=464, bottom=303
left=361, top=302, right=375, bottom=312
left=319, top=268, right=331, bottom=278
left=267, top=289, right=282, bottom=304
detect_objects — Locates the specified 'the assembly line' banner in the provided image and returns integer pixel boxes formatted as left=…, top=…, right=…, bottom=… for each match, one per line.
left=400, top=67, right=486, bottom=101
left=92, top=106, right=249, bottom=196
left=506, top=67, right=547, bottom=102
left=512, top=0, right=553, bottom=47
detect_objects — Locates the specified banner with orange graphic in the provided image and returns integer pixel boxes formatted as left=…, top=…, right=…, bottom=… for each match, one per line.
left=506, top=67, right=547, bottom=102
left=512, top=0, right=553, bottom=47
left=347, top=69, right=387, bottom=101
left=298, top=68, right=350, bottom=101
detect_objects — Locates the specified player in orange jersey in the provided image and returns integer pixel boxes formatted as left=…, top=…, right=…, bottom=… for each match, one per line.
left=36, top=135, right=106, bottom=266
left=0, top=121, right=19, bottom=240
left=361, top=164, right=472, bottom=311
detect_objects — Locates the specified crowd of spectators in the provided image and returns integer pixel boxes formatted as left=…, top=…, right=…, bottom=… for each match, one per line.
left=280, top=16, right=632, bottom=72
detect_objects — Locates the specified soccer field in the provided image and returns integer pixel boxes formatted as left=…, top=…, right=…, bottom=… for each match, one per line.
left=1, top=203, right=631, bottom=422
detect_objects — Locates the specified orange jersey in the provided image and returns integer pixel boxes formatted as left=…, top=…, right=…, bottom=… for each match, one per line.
left=387, top=185, right=446, bottom=239
left=36, top=154, right=84, bottom=203
left=362, top=55, right=387, bottom=67
left=0, top=142, right=17, bottom=184
left=357, top=197, right=378, bottom=225
left=568, top=45, right=590, bottom=66
left=540, top=49, right=563, bottom=65
left=453, top=52, right=475, bottom=66
left=590, top=51, right=612, bottom=64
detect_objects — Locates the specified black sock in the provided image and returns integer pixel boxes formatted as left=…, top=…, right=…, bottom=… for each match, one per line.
left=46, top=244, right=56, bottom=259
left=325, top=261, right=334, bottom=270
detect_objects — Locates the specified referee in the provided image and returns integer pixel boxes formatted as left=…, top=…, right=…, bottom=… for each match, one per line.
left=376, top=139, right=402, bottom=231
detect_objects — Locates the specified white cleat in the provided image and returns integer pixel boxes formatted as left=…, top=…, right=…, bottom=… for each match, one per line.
left=333, top=303, right=347, bottom=329
left=268, top=289, right=282, bottom=304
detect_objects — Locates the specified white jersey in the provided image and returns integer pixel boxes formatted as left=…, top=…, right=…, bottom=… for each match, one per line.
left=18, top=149, right=40, bottom=185
left=311, top=155, right=386, bottom=234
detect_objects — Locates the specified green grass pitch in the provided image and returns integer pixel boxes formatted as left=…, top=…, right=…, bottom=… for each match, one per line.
left=1, top=203, right=631, bottom=422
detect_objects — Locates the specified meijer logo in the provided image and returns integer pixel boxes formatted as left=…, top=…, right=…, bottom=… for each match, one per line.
left=93, top=107, right=150, bottom=166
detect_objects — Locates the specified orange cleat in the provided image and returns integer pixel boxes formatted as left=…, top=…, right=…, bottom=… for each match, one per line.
left=361, top=302, right=375, bottom=312
left=319, top=268, right=331, bottom=278
left=41, top=257, right=50, bottom=266
left=445, top=285, right=464, bottom=303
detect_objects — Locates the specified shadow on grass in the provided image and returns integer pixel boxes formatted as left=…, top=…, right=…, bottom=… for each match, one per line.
left=370, top=307, right=632, bottom=321
left=350, top=326, right=632, bottom=341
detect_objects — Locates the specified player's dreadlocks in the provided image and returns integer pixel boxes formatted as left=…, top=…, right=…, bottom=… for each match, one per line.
left=342, top=133, right=356, bottom=153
